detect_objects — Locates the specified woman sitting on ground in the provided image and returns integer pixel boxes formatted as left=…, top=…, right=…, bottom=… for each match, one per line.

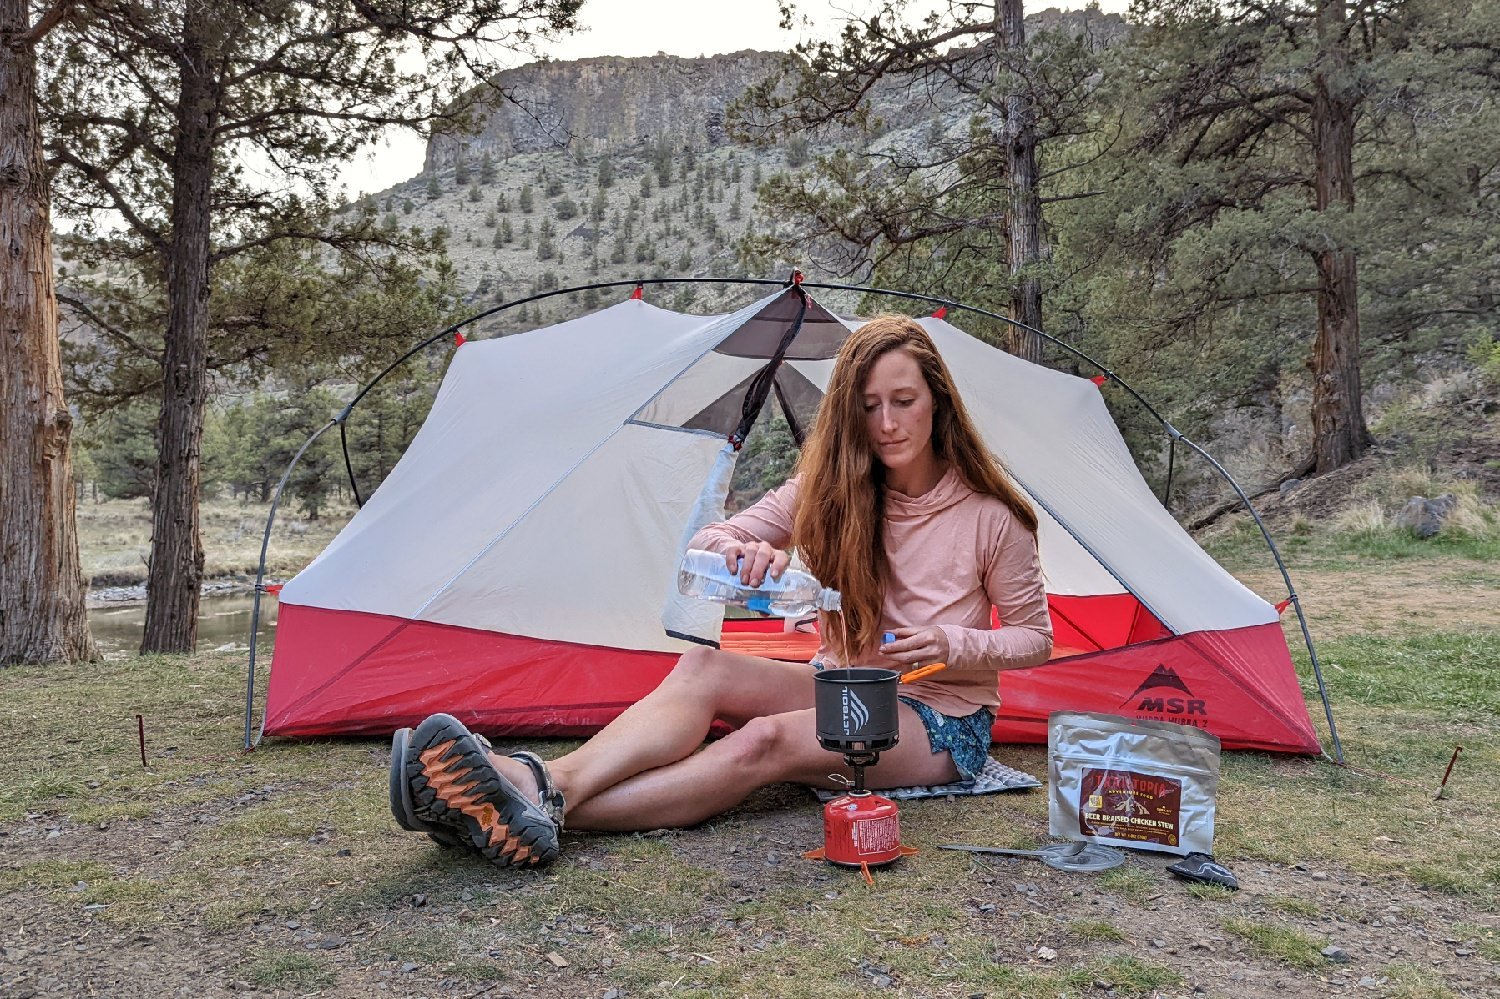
left=390, top=314, right=1054, bottom=867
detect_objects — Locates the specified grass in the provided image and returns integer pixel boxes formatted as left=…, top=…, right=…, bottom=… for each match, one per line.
left=1381, top=962, right=1462, bottom=999
left=1263, top=894, right=1321, bottom=919
left=1066, top=919, right=1125, bottom=942
left=1185, top=883, right=1236, bottom=902
left=1311, top=631, right=1500, bottom=714
left=5, top=534, right=1497, bottom=994
left=1205, top=520, right=1500, bottom=569
left=1201, top=473, right=1500, bottom=569
left=1451, top=922, right=1500, bottom=962
left=76, top=494, right=354, bottom=585
left=1222, top=918, right=1327, bottom=969
left=1096, top=865, right=1156, bottom=902
left=240, top=950, right=337, bottom=989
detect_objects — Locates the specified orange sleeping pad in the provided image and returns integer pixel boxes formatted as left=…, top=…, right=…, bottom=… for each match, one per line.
left=717, top=618, right=1093, bottom=663
left=718, top=619, right=823, bottom=661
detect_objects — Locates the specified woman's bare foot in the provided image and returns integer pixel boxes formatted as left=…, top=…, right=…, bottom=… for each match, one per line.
left=486, top=750, right=541, bottom=804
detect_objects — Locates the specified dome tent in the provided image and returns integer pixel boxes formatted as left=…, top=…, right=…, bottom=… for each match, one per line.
left=251, top=282, right=1328, bottom=755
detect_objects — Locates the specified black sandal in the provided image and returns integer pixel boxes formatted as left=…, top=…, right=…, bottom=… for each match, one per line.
left=507, top=749, right=566, bottom=829
left=405, top=713, right=561, bottom=867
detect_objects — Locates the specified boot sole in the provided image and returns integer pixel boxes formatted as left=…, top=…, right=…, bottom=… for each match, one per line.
left=406, top=713, right=559, bottom=867
left=388, top=727, right=462, bottom=849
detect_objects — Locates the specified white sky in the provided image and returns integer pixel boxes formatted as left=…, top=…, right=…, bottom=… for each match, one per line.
left=338, top=0, right=1130, bottom=197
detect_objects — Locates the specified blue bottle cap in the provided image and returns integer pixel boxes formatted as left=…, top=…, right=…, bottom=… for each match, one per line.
left=882, top=632, right=895, bottom=645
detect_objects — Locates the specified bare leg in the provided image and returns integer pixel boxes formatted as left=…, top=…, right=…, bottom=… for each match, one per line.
left=566, top=701, right=959, bottom=831
left=477, top=647, right=824, bottom=815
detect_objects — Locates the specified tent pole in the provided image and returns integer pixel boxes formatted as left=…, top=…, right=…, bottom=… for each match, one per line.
left=340, top=419, right=364, bottom=508
left=258, top=273, right=1338, bottom=759
left=1163, top=436, right=1176, bottom=509
left=1166, top=427, right=1344, bottom=763
left=244, top=417, right=339, bottom=751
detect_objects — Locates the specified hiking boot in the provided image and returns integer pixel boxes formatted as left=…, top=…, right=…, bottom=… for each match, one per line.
left=388, top=727, right=462, bottom=849
left=405, top=713, right=561, bottom=867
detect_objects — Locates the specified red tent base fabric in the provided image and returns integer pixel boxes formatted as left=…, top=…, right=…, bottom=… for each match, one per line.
left=265, top=603, right=1319, bottom=753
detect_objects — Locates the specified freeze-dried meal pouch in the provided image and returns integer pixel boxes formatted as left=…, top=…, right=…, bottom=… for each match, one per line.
left=1048, top=710, right=1221, bottom=856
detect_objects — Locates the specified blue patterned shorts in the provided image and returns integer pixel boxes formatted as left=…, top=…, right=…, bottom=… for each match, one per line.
left=899, top=696, right=994, bottom=784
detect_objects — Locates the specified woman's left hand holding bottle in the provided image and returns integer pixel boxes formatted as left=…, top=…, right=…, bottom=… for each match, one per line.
left=720, top=540, right=790, bottom=587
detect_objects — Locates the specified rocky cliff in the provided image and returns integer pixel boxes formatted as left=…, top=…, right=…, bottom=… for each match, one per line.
left=423, top=50, right=787, bottom=171
left=421, top=6, right=1129, bottom=172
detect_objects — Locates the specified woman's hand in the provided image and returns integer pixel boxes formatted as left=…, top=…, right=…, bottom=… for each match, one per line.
left=721, top=541, right=790, bottom=587
left=880, top=626, right=951, bottom=670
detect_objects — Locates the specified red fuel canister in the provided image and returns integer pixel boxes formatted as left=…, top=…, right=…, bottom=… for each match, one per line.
left=822, top=791, right=903, bottom=867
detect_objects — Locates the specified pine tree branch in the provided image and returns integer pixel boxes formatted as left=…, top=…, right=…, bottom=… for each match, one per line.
left=23, top=0, right=74, bottom=43
left=48, top=148, right=167, bottom=251
left=56, top=292, right=157, bottom=359
left=51, top=111, right=172, bottom=165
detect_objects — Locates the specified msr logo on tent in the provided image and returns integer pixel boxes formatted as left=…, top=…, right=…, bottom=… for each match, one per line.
left=1121, top=664, right=1208, bottom=726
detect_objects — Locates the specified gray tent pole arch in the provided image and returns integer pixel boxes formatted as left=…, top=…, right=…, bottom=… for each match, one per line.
left=244, top=274, right=1341, bottom=763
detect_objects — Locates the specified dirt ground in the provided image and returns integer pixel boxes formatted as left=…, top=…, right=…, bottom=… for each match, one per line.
left=2, top=555, right=1497, bottom=998
left=3, top=779, right=1497, bottom=999
left=1233, top=557, right=1499, bottom=640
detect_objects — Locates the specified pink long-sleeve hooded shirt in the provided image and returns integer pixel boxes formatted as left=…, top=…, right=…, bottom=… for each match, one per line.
left=689, top=465, right=1053, bottom=718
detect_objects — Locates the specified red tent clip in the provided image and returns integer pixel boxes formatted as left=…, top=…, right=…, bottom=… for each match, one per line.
left=1090, top=374, right=1108, bottom=386
left=931, top=306, right=948, bottom=320
left=454, top=332, right=467, bottom=347
left=629, top=284, right=644, bottom=300
left=1274, top=597, right=1292, bottom=614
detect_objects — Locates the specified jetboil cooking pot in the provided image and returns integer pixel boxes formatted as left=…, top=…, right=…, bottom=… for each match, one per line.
left=812, top=667, right=900, bottom=754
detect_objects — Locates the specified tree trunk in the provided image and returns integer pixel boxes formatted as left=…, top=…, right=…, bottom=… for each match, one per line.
left=1308, top=0, right=1369, bottom=474
left=141, top=8, right=216, bottom=653
left=999, top=0, right=1044, bottom=363
left=0, top=0, right=98, bottom=666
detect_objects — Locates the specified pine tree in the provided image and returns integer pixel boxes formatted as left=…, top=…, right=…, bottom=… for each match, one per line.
left=1119, top=0, right=1489, bottom=472
left=33, top=0, right=572, bottom=653
left=0, top=0, right=95, bottom=662
left=732, top=0, right=1103, bottom=361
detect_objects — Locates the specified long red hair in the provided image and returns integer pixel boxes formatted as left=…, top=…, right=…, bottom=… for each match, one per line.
left=791, top=315, right=1038, bottom=660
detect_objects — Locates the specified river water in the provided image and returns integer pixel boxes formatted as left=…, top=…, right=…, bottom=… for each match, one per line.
left=89, top=594, right=279, bottom=655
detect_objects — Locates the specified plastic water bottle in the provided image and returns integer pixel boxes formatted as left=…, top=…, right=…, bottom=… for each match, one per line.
left=677, top=548, right=842, bottom=617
